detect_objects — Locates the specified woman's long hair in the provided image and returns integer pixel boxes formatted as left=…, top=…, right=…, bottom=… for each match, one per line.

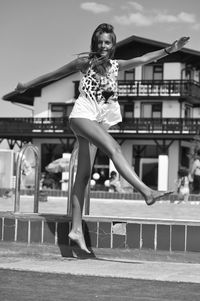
left=78, top=23, right=117, bottom=75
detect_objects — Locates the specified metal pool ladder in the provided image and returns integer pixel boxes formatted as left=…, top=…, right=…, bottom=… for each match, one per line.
left=14, top=143, right=40, bottom=213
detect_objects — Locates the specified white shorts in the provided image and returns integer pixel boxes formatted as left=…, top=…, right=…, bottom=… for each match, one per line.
left=69, top=95, right=122, bottom=129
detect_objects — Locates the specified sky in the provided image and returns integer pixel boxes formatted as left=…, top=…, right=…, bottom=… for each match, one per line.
left=1, top=0, right=200, bottom=117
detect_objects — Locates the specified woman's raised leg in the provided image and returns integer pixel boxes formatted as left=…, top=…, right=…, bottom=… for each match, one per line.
left=70, top=118, right=173, bottom=205
left=68, top=135, right=97, bottom=253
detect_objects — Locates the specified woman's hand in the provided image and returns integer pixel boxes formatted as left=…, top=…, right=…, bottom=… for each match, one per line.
left=166, top=36, right=190, bottom=54
left=15, top=82, right=28, bottom=93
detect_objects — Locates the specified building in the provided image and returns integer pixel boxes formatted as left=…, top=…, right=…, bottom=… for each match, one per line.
left=2, top=35, right=200, bottom=191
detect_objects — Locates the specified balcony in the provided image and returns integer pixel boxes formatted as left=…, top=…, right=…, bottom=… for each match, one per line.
left=110, top=118, right=200, bottom=135
left=0, top=117, right=199, bottom=140
left=0, top=117, right=71, bottom=139
left=74, top=79, right=200, bottom=101
left=118, top=80, right=200, bottom=101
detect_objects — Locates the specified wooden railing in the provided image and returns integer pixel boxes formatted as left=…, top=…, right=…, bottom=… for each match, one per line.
left=110, top=118, right=200, bottom=135
left=0, top=117, right=70, bottom=135
left=74, top=79, right=200, bottom=99
left=0, top=117, right=199, bottom=136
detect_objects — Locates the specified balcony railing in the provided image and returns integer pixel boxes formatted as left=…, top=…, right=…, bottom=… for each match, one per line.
left=110, top=118, right=200, bottom=135
left=0, top=117, right=70, bottom=136
left=118, top=80, right=200, bottom=99
left=74, top=79, right=200, bottom=100
left=0, top=117, right=199, bottom=137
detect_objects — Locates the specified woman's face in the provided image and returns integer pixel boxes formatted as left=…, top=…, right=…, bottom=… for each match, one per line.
left=97, top=33, right=113, bottom=57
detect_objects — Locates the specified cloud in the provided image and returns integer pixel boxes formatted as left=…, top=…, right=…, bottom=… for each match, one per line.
left=120, top=1, right=143, bottom=12
left=155, top=13, right=178, bottom=23
left=80, top=2, right=111, bottom=14
left=114, top=12, right=152, bottom=26
left=128, top=1, right=143, bottom=11
left=177, top=12, right=195, bottom=23
left=114, top=9, right=198, bottom=28
left=155, top=11, right=196, bottom=24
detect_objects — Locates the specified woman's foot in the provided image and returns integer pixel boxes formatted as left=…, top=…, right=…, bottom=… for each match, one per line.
left=68, top=230, right=91, bottom=254
left=145, top=190, right=174, bottom=206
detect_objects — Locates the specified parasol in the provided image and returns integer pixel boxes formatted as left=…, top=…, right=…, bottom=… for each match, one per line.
left=45, top=157, right=70, bottom=173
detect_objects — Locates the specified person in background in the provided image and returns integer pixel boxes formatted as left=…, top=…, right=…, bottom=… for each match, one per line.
left=15, top=23, right=189, bottom=253
left=109, top=170, right=124, bottom=193
left=176, top=167, right=190, bottom=203
left=189, top=149, right=200, bottom=194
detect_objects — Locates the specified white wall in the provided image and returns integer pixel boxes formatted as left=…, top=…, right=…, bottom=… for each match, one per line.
left=193, top=107, right=200, bottom=118
left=135, top=66, right=142, bottom=80
left=164, top=63, right=181, bottom=80
left=134, top=101, right=140, bottom=118
left=118, top=70, right=124, bottom=80
left=162, top=101, right=180, bottom=118
left=34, top=73, right=80, bottom=117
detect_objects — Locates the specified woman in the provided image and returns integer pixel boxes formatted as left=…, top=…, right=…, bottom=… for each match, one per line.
left=16, top=23, right=190, bottom=253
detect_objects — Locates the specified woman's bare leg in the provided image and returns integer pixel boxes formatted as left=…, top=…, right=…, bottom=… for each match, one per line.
left=70, top=118, right=173, bottom=205
left=68, top=135, right=97, bottom=253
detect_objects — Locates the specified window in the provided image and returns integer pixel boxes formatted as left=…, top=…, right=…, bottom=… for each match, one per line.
left=184, top=105, right=192, bottom=118
left=141, top=103, right=162, bottom=118
left=123, top=104, right=134, bottom=120
left=143, top=64, right=163, bottom=80
left=153, top=65, right=163, bottom=80
left=124, top=69, right=135, bottom=81
left=51, top=103, right=73, bottom=117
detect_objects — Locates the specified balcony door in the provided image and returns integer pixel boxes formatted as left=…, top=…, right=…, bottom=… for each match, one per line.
left=142, top=64, right=163, bottom=80
left=184, top=105, right=192, bottom=118
left=139, top=158, right=158, bottom=189
left=133, top=145, right=160, bottom=190
left=141, top=103, right=162, bottom=118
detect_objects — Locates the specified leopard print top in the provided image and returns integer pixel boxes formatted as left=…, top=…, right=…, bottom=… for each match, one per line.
left=79, top=59, right=119, bottom=103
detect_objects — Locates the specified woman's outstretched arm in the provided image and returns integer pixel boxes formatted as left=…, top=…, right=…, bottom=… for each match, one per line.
left=15, top=58, right=87, bottom=93
left=118, top=36, right=190, bottom=71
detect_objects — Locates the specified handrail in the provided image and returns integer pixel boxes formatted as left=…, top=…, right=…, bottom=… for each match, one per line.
left=14, top=143, right=40, bottom=213
left=73, top=79, right=200, bottom=100
left=0, top=117, right=200, bottom=137
left=117, top=79, right=200, bottom=98
left=109, top=118, right=200, bottom=136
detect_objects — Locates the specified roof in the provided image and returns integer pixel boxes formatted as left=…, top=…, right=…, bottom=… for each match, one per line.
left=3, top=35, right=200, bottom=106
left=116, top=35, right=200, bottom=56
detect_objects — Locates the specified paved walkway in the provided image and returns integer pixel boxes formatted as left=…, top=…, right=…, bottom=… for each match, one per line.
left=1, top=196, right=200, bottom=284
left=0, top=242, right=200, bottom=283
